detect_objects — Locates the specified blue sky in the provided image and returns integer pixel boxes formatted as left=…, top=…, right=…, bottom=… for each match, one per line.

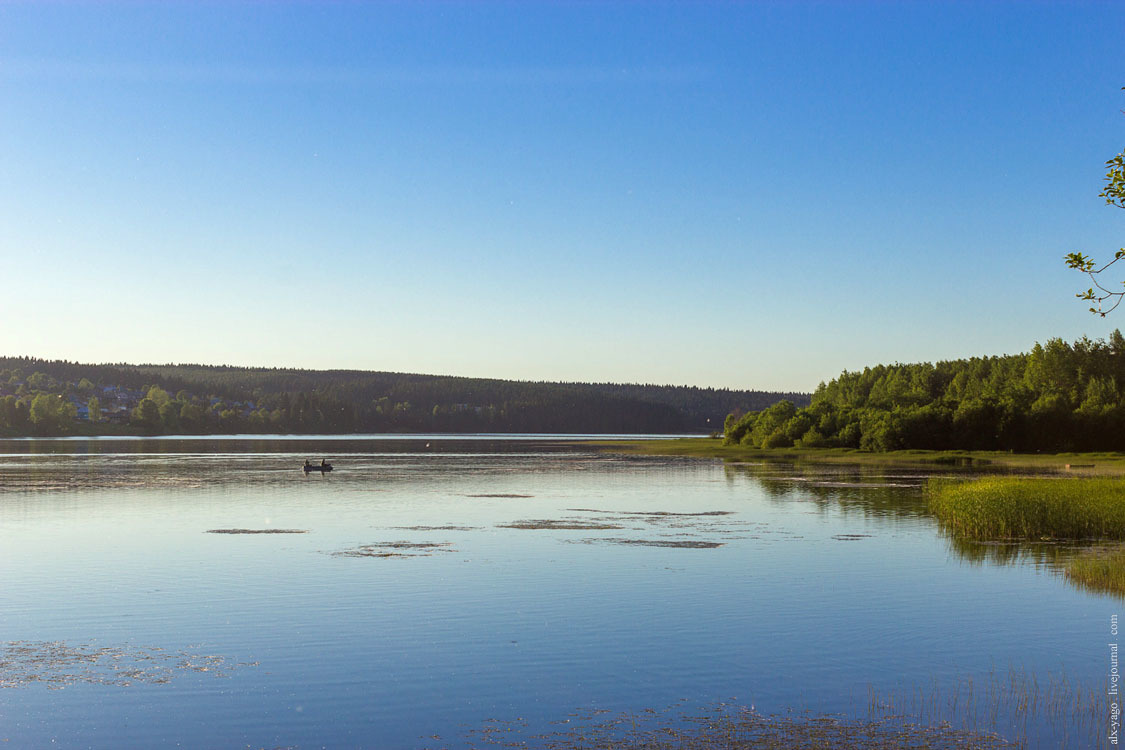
left=1, top=1, right=1122, bottom=391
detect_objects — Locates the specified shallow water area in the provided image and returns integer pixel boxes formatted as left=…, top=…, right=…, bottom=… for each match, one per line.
left=0, top=436, right=1115, bottom=748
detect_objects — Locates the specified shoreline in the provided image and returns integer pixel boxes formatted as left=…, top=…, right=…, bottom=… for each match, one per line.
left=584, top=437, right=1125, bottom=474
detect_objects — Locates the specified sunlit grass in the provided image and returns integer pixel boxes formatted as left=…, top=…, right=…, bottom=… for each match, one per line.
left=926, top=477, right=1125, bottom=540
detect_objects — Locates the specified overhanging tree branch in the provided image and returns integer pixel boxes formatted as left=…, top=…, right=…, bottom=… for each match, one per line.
left=1066, top=88, right=1125, bottom=316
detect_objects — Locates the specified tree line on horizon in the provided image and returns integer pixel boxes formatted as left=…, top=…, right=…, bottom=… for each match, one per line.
left=0, top=357, right=806, bottom=436
left=724, top=331, right=1125, bottom=452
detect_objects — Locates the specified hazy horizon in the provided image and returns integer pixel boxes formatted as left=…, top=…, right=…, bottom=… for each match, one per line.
left=0, top=352, right=816, bottom=393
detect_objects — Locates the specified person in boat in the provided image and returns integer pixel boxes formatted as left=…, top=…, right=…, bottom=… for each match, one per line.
left=320, top=458, right=327, bottom=467
left=304, top=459, right=311, bottom=469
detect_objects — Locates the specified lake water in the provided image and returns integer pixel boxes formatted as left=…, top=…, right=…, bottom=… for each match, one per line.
left=0, top=436, right=1116, bottom=749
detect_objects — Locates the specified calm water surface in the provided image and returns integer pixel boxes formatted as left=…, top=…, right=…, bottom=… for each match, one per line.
left=0, top=437, right=1116, bottom=748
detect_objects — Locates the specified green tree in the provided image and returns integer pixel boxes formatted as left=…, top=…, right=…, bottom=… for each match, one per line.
left=132, top=398, right=161, bottom=432
left=158, top=401, right=180, bottom=430
left=1066, top=89, right=1125, bottom=314
left=1078, top=376, right=1118, bottom=414
left=0, top=395, right=22, bottom=430
left=29, top=393, right=76, bottom=433
left=26, top=372, right=52, bottom=391
left=179, top=402, right=205, bottom=428
left=146, top=386, right=172, bottom=407
left=87, top=395, right=101, bottom=423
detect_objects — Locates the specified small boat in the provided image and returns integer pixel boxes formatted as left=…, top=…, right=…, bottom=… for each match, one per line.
left=303, top=462, right=333, bottom=473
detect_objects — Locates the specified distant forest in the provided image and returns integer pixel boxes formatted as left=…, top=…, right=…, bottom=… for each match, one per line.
left=725, top=331, right=1125, bottom=452
left=0, top=357, right=807, bottom=436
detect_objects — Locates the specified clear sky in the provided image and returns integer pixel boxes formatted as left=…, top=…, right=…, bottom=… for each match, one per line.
left=1, top=1, right=1123, bottom=392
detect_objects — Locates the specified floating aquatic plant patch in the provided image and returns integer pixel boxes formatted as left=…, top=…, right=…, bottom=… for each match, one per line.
left=333, top=541, right=455, bottom=558
left=497, top=519, right=625, bottom=530
left=206, top=528, right=308, bottom=534
left=388, top=525, right=481, bottom=531
left=455, top=702, right=1019, bottom=750
left=465, top=493, right=534, bottom=498
left=453, top=664, right=1106, bottom=749
left=0, top=640, right=255, bottom=689
left=567, top=508, right=734, bottom=516
left=571, top=538, right=725, bottom=549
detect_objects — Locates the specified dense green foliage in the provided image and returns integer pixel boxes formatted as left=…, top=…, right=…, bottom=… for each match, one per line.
left=724, top=331, right=1125, bottom=452
left=28, top=393, right=76, bottom=434
left=0, top=357, right=806, bottom=436
left=926, top=477, right=1125, bottom=540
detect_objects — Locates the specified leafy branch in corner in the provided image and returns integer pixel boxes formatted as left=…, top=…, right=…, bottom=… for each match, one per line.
left=1066, top=89, right=1125, bottom=316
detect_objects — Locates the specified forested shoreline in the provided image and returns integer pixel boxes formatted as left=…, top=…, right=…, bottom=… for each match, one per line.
left=0, top=358, right=806, bottom=436
left=724, top=331, right=1125, bottom=452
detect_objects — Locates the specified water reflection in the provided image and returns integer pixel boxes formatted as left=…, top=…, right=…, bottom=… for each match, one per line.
left=0, top=440, right=648, bottom=494
left=943, top=536, right=1089, bottom=567
left=720, top=460, right=931, bottom=519
left=0, top=440, right=1113, bottom=749
left=718, top=459, right=1125, bottom=603
left=0, top=435, right=647, bottom=456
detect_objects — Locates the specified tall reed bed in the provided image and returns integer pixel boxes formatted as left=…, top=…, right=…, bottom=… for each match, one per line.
left=926, top=477, right=1125, bottom=540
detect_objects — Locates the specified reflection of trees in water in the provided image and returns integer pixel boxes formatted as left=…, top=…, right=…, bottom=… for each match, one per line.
left=941, top=534, right=1091, bottom=567
left=722, top=460, right=1065, bottom=530
left=720, top=460, right=1113, bottom=585
left=0, top=442, right=634, bottom=493
left=933, top=496, right=1125, bottom=598
left=1, top=436, right=597, bottom=457
left=721, top=460, right=932, bottom=520
left=0, top=457, right=213, bottom=492
left=722, top=458, right=1118, bottom=595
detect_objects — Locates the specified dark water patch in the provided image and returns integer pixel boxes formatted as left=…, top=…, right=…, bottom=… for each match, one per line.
left=466, top=493, right=534, bottom=498
left=206, top=528, right=308, bottom=534
left=333, top=541, right=455, bottom=558
left=0, top=640, right=254, bottom=689
left=498, top=519, right=625, bottom=531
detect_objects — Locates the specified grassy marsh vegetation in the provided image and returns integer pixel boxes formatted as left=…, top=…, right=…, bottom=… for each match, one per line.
left=926, top=477, right=1125, bottom=540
